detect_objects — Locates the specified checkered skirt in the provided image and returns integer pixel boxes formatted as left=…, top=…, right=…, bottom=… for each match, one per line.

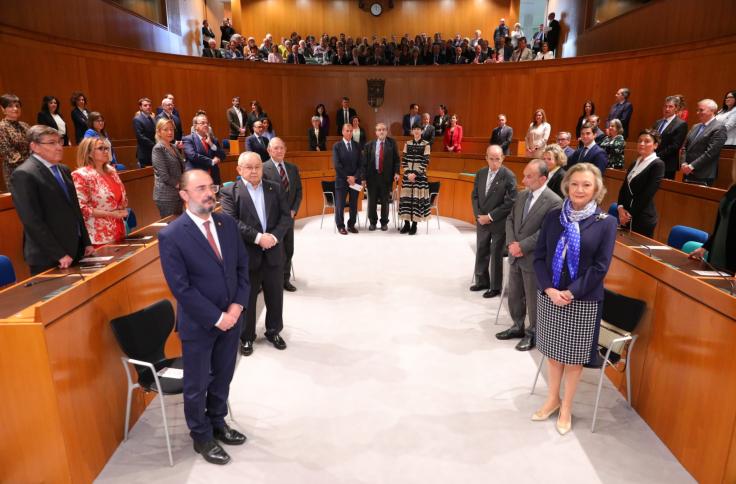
left=536, top=291, right=601, bottom=365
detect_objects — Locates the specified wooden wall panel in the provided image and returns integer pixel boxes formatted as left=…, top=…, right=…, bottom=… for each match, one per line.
left=239, top=0, right=514, bottom=44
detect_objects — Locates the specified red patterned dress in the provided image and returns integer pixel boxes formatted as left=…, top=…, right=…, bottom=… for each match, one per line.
left=72, top=165, right=128, bottom=246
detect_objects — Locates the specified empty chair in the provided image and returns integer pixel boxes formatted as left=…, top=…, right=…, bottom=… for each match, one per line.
left=667, top=224, right=708, bottom=250
left=110, top=299, right=182, bottom=466
left=681, top=240, right=704, bottom=254
left=426, top=181, right=441, bottom=233
left=222, top=180, right=235, bottom=188
left=0, top=255, right=16, bottom=287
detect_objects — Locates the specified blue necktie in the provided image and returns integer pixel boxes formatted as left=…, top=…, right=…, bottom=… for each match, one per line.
left=51, top=165, right=71, bottom=201
left=693, top=124, right=705, bottom=140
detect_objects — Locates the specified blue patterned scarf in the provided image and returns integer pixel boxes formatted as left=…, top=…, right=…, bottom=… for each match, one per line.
left=552, top=198, right=598, bottom=288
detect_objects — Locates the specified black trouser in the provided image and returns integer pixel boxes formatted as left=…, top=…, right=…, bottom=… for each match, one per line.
left=241, top=264, right=284, bottom=342
left=282, top=225, right=294, bottom=282
left=474, top=225, right=505, bottom=290
left=334, top=185, right=358, bottom=229
left=30, top=237, right=84, bottom=275
left=367, top=178, right=391, bottom=225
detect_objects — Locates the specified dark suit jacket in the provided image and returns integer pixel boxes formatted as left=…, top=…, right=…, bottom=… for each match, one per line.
left=332, top=139, right=363, bottom=189
left=227, top=106, right=247, bottom=139
left=617, top=157, right=665, bottom=230
left=220, top=179, right=292, bottom=271
left=433, top=114, right=450, bottom=136
left=490, top=125, right=513, bottom=155
left=425, top=53, right=446, bottom=65
left=363, top=137, right=400, bottom=186
left=332, top=54, right=351, bottom=65
left=202, top=47, right=223, bottom=58
left=471, top=165, right=517, bottom=233
left=158, top=211, right=250, bottom=341
left=286, top=53, right=306, bottom=64
left=546, top=167, right=566, bottom=199
left=653, top=116, right=687, bottom=175
left=133, top=112, right=156, bottom=166
left=335, top=108, right=357, bottom=134
left=245, top=134, right=270, bottom=162
left=403, top=114, right=421, bottom=135
left=10, top=155, right=91, bottom=268
left=703, top=185, right=736, bottom=273
left=36, top=111, right=69, bottom=146
left=182, top=133, right=225, bottom=185
left=307, top=127, right=326, bottom=151
left=534, top=208, right=617, bottom=301
left=608, top=101, right=633, bottom=138
left=246, top=111, right=268, bottom=133
left=421, top=124, right=435, bottom=144
left=155, top=111, right=183, bottom=141
left=496, top=46, right=513, bottom=62
left=567, top=144, right=608, bottom=174
left=263, top=159, right=303, bottom=215
left=71, top=107, right=88, bottom=145
left=506, top=187, right=562, bottom=271
left=683, top=119, right=727, bottom=181
left=449, top=55, right=468, bottom=65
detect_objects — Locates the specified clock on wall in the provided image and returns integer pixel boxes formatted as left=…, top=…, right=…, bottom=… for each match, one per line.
left=370, top=2, right=383, bottom=16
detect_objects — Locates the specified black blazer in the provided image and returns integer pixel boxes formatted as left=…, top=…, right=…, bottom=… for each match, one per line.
left=433, top=114, right=450, bottom=136
left=263, top=159, right=303, bottom=215
left=71, top=107, right=88, bottom=145
left=245, top=134, right=270, bottom=162
left=567, top=144, right=608, bottom=174
left=471, top=165, right=517, bottom=233
left=10, top=155, right=91, bottom=268
left=617, top=157, right=665, bottom=231
left=421, top=124, right=436, bottom=144
left=546, top=167, right=566, bottom=199
left=363, top=137, right=400, bottom=185
left=220, top=179, right=292, bottom=271
left=332, top=139, right=363, bottom=189
left=307, top=127, right=326, bottom=151
left=702, top=185, right=736, bottom=273
left=490, top=125, right=513, bottom=155
left=653, top=116, right=687, bottom=175
left=287, top=53, right=306, bottom=64
left=133, top=112, right=156, bottom=166
left=335, top=108, right=357, bottom=134
left=37, top=111, right=69, bottom=146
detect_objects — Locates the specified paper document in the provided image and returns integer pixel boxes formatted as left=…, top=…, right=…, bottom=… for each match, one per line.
left=125, top=235, right=153, bottom=241
left=157, top=367, right=183, bottom=379
left=150, top=222, right=168, bottom=227
left=629, top=245, right=672, bottom=251
left=694, top=270, right=733, bottom=277
left=80, top=256, right=114, bottom=263
left=349, top=183, right=364, bottom=192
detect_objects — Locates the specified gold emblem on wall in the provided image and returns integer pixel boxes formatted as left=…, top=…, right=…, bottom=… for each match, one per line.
left=367, top=79, right=385, bottom=112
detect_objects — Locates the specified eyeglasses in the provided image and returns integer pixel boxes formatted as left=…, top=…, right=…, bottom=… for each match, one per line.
left=37, top=140, right=64, bottom=146
left=95, top=146, right=111, bottom=152
left=186, top=184, right=219, bottom=194
left=240, top=165, right=262, bottom=172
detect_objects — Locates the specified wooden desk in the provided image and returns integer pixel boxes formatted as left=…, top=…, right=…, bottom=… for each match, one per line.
left=0, top=221, right=178, bottom=483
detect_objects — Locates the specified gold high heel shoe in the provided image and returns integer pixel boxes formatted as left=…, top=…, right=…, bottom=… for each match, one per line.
left=531, top=404, right=560, bottom=421
left=556, top=415, right=572, bottom=435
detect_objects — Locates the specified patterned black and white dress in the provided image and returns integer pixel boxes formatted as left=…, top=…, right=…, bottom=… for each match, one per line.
left=399, top=139, right=431, bottom=222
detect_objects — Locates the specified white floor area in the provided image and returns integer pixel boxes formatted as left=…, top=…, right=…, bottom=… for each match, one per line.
left=96, top=212, right=695, bottom=484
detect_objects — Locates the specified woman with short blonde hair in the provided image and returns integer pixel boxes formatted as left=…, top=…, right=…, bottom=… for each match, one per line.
left=152, top=118, right=186, bottom=217
left=542, top=144, right=567, bottom=198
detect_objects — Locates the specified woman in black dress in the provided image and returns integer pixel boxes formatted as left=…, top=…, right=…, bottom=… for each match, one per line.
left=37, top=96, right=69, bottom=146
left=70, top=91, right=89, bottom=145
left=575, top=100, right=595, bottom=139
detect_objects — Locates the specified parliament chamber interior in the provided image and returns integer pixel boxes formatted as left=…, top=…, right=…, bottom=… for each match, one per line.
left=1, top=0, right=735, bottom=482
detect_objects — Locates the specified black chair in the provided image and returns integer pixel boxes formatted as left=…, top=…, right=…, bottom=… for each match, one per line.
left=320, top=180, right=361, bottom=231
left=531, top=289, right=646, bottom=432
left=426, top=181, right=441, bottom=233
left=110, top=299, right=182, bottom=466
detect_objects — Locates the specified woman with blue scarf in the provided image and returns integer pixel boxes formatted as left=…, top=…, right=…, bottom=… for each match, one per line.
left=531, top=163, right=617, bottom=435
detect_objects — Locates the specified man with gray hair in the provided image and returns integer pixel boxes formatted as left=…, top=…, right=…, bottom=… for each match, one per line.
left=608, top=87, right=633, bottom=138
left=182, top=113, right=225, bottom=186
left=10, top=125, right=93, bottom=274
left=155, top=96, right=183, bottom=141
left=308, top=116, right=326, bottom=151
left=496, top=159, right=562, bottom=351
left=556, top=131, right=575, bottom=158
left=681, top=98, right=727, bottom=186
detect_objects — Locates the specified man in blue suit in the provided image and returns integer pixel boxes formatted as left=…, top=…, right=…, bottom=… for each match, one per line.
left=182, top=114, right=226, bottom=186
left=402, top=103, right=421, bottom=136
left=132, top=97, right=156, bottom=167
left=332, top=123, right=363, bottom=234
left=566, top=123, right=608, bottom=174
left=245, top=120, right=270, bottom=162
left=158, top=169, right=250, bottom=465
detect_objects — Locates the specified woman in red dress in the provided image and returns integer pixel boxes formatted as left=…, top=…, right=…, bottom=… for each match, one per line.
left=443, top=114, right=463, bottom=153
left=72, top=137, right=128, bottom=246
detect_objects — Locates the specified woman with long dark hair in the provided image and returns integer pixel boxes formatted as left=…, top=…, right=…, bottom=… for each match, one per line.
left=70, top=91, right=89, bottom=145
left=37, top=96, right=69, bottom=146
left=575, top=100, right=595, bottom=139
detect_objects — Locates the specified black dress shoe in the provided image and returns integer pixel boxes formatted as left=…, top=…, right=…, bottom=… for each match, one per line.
left=266, top=333, right=287, bottom=350
left=380, top=224, right=388, bottom=231
left=469, top=284, right=490, bottom=292
left=408, top=222, right=417, bottom=235
left=399, top=221, right=410, bottom=234
left=213, top=423, right=247, bottom=445
left=283, top=281, right=297, bottom=292
left=347, top=226, right=359, bottom=234
left=240, top=340, right=253, bottom=356
left=515, top=336, right=535, bottom=351
left=483, top=289, right=501, bottom=298
left=369, top=224, right=377, bottom=231
left=338, top=228, right=348, bottom=235
left=193, top=439, right=231, bottom=465
left=495, top=328, right=525, bottom=340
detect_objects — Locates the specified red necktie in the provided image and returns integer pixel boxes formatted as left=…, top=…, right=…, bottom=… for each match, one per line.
left=201, top=136, right=211, bottom=151
left=203, top=220, right=222, bottom=261
left=278, top=163, right=290, bottom=191
left=378, top=141, right=384, bottom=174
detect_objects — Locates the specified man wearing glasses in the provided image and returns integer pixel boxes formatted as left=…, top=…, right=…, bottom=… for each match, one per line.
left=158, top=169, right=250, bottom=465
left=10, top=125, right=93, bottom=274
left=183, top=114, right=226, bottom=186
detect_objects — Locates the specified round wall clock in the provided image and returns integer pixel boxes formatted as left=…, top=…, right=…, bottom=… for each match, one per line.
left=370, top=3, right=383, bottom=16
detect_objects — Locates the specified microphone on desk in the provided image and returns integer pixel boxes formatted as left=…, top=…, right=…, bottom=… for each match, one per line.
left=622, top=215, right=655, bottom=258
left=23, top=272, right=79, bottom=287
left=696, top=255, right=735, bottom=296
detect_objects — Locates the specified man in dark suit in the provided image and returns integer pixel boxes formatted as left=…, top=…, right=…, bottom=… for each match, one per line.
left=331, top=45, right=350, bottom=65
left=158, top=169, right=249, bottom=465
left=154, top=93, right=181, bottom=118
left=286, top=44, right=306, bottom=64
left=10, top=125, right=94, bottom=275
left=495, top=36, right=513, bottom=62
left=402, top=104, right=421, bottom=136
left=332, top=123, right=363, bottom=234
left=608, top=87, right=634, bottom=139
left=471, top=145, right=517, bottom=298
left=155, top=97, right=183, bottom=141
left=450, top=46, right=468, bottom=64
left=203, top=38, right=223, bottom=58
left=427, top=43, right=445, bottom=65
left=245, top=120, right=270, bottom=162
left=681, top=98, right=727, bottom=186
left=262, top=138, right=303, bottom=292
left=221, top=152, right=292, bottom=356
left=336, top=97, right=357, bottom=134
left=182, top=114, right=226, bottom=186
left=227, top=96, right=247, bottom=140
left=133, top=97, right=156, bottom=167
left=653, top=95, right=688, bottom=179
left=496, top=159, right=562, bottom=350
left=489, top=114, right=513, bottom=155
left=547, top=12, right=561, bottom=54
left=308, top=116, right=326, bottom=151
left=363, top=122, right=400, bottom=231
left=588, top=115, right=606, bottom=144
left=420, top=113, right=435, bottom=144
left=566, top=123, right=608, bottom=174
left=556, top=131, right=575, bottom=158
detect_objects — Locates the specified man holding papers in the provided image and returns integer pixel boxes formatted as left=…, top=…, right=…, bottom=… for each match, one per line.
left=332, top=123, right=364, bottom=234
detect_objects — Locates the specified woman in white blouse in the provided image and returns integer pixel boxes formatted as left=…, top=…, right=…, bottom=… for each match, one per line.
left=37, top=95, right=69, bottom=146
left=510, top=23, right=524, bottom=49
left=525, top=108, right=551, bottom=158
left=715, top=90, right=736, bottom=147
left=267, top=44, right=283, bottom=63
left=535, top=42, right=555, bottom=60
